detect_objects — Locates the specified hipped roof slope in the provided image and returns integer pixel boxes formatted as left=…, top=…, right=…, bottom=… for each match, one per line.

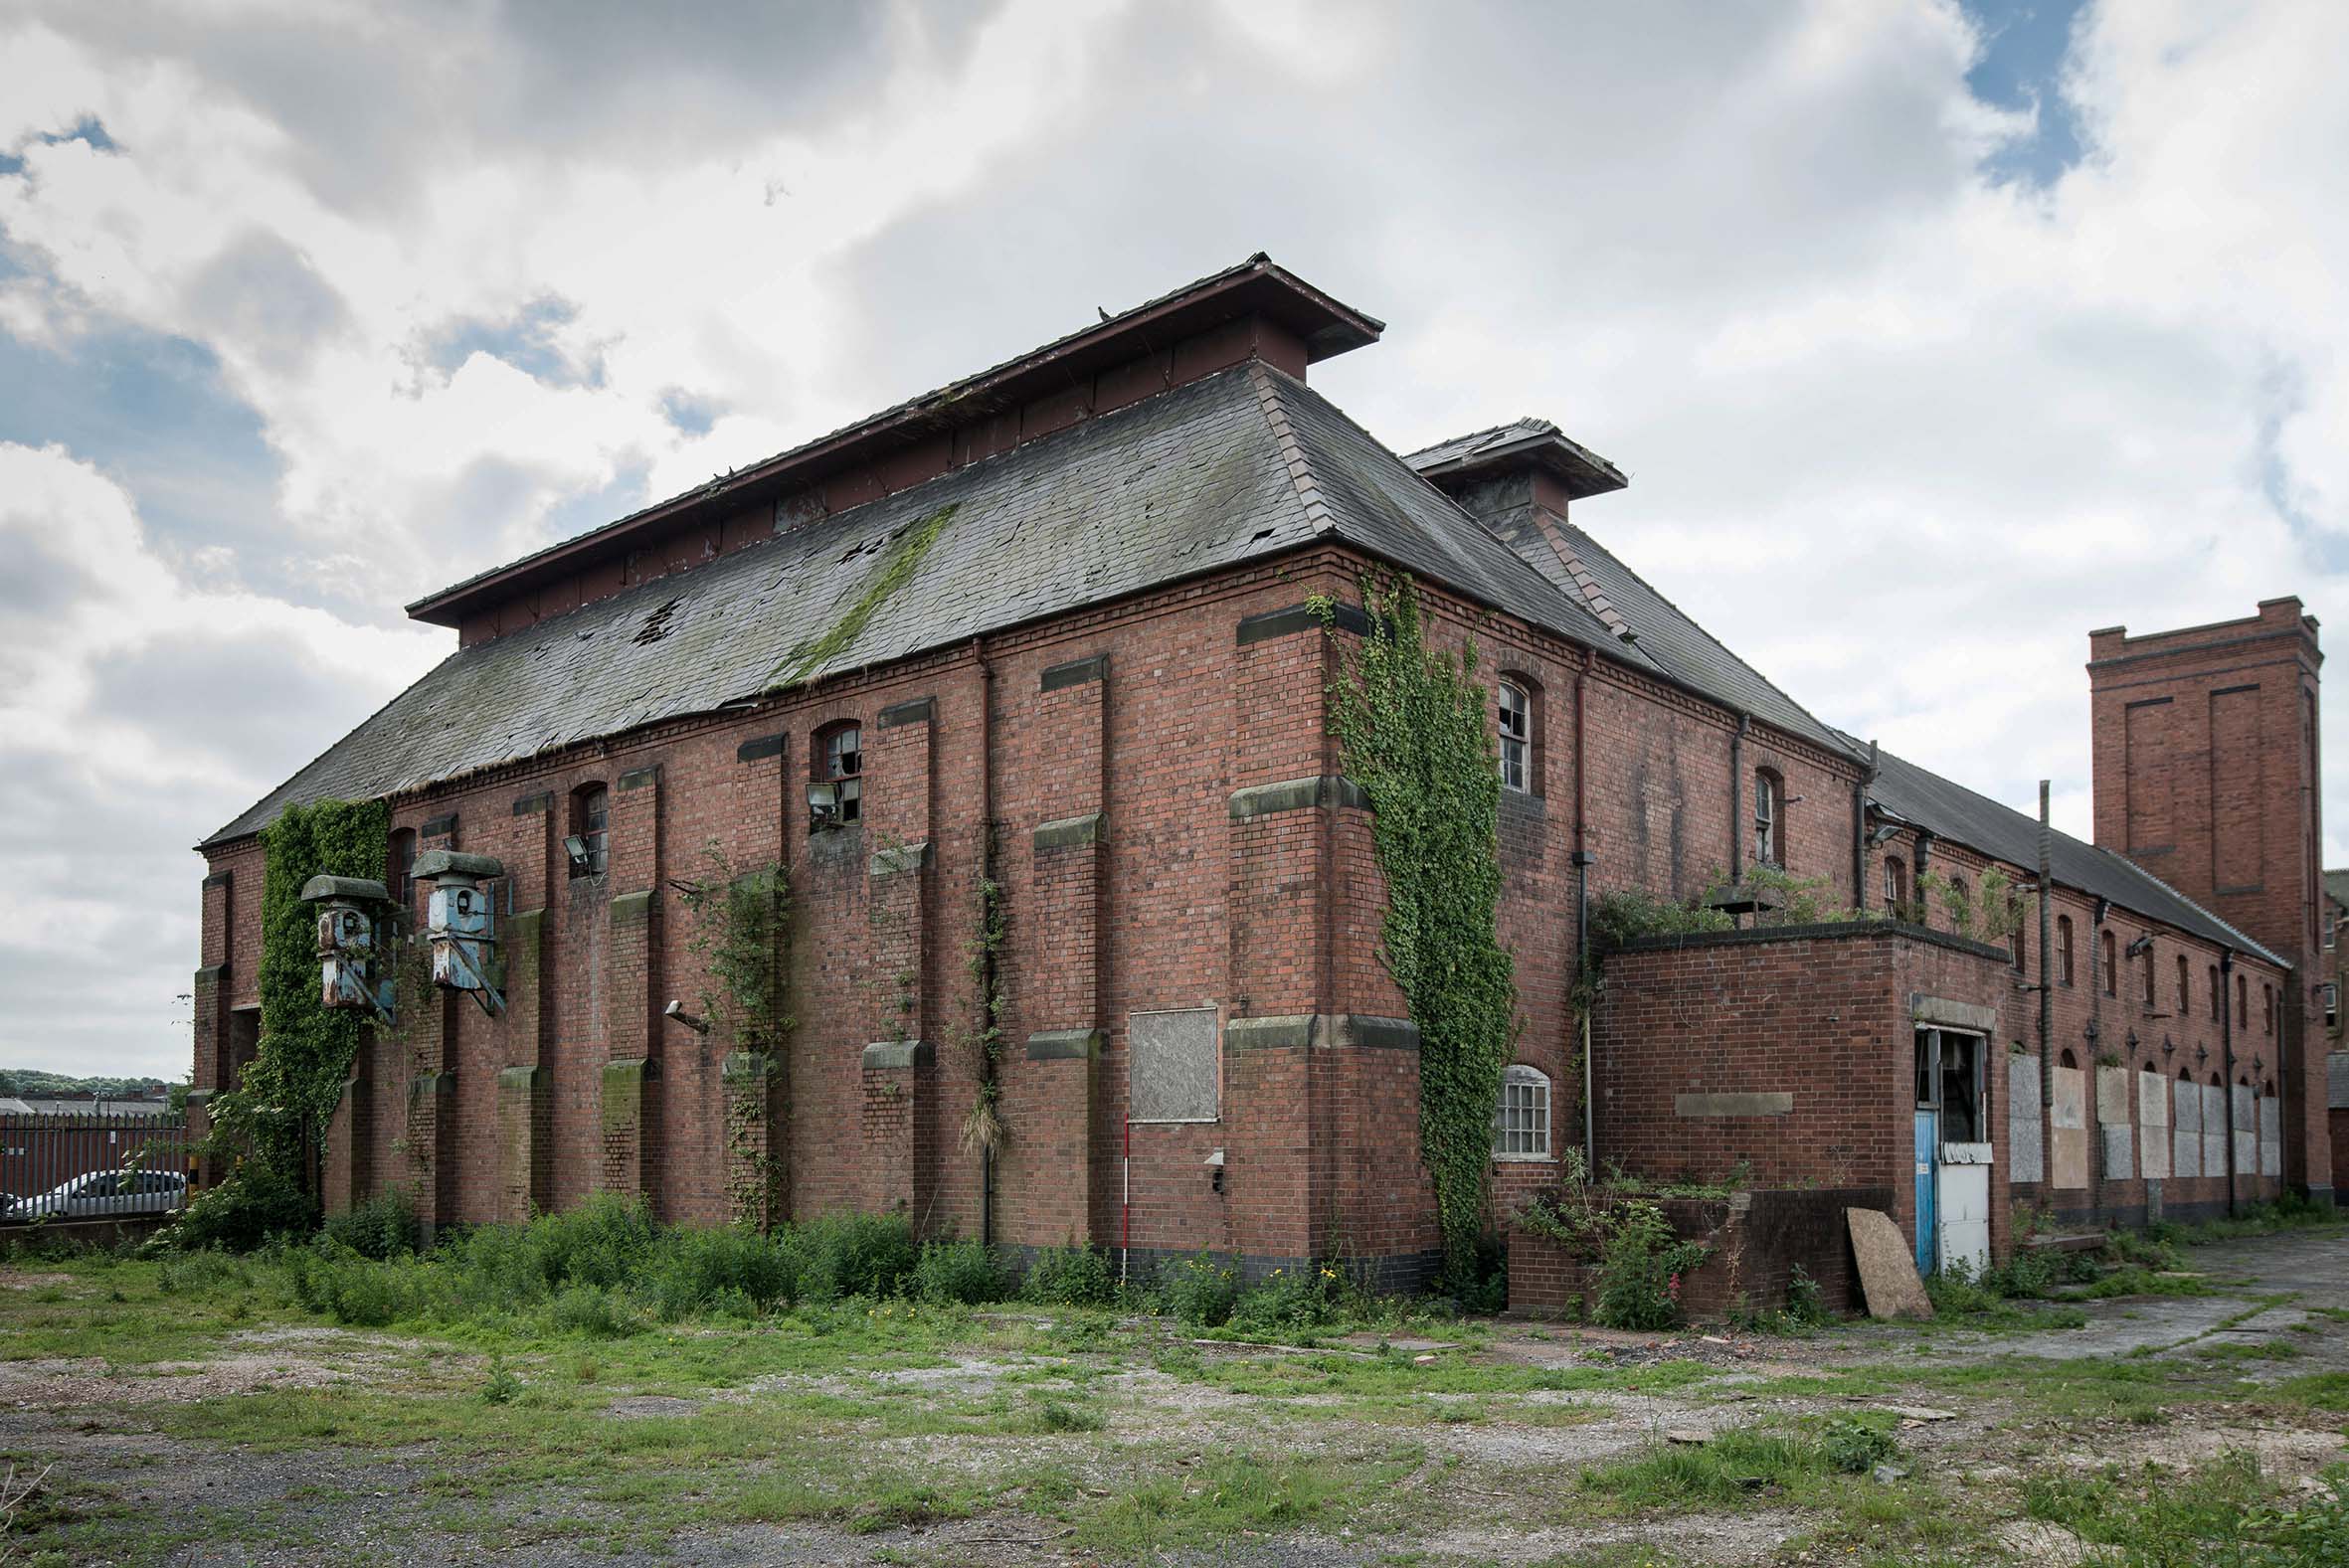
left=208, top=362, right=1646, bottom=845
left=1867, top=747, right=2289, bottom=969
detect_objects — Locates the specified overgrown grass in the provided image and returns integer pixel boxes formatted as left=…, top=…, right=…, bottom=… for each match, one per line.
left=2024, top=1453, right=2349, bottom=1566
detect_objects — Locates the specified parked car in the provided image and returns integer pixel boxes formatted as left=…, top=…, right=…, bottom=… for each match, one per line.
left=2, top=1168, right=187, bottom=1221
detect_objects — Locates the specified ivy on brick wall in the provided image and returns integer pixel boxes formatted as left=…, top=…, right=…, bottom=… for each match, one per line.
left=954, top=839, right=1009, bottom=1155
left=224, top=795, right=391, bottom=1182
left=678, top=843, right=790, bottom=1228
left=1314, top=572, right=1518, bottom=1287
left=679, top=843, right=791, bottom=1056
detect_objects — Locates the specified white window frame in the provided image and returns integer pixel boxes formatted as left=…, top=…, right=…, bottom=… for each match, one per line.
left=1497, top=682, right=1530, bottom=793
left=1493, top=1064, right=1551, bottom=1161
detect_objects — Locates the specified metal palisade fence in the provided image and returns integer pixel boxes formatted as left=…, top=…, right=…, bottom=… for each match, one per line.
left=0, top=1109, right=195, bottom=1223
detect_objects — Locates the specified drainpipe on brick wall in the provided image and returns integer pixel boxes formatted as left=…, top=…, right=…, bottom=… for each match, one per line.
left=2089, top=896, right=2109, bottom=1225
left=1850, top=741, right=1876, bottom=911
left=973, top=634, right=997, bottom=1248
left=2222, top=949, right=2239, bottom=1217
left=2039, top=783, right=2054, bottom=1118
left=1574, top=651, right=1596, bottom=1172
left=1728, top=714, right=1750, bottom=885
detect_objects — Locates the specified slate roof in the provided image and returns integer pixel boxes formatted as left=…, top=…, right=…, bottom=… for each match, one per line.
left=408, top=254, right=1381, bottom=626
left=208, top=363, right=1645, bottom=845
left=1866, top=747, right=2289, bottom=968
left=1402, top=419, right=1628, bottom=498
left=1399, top=429, right=1857, bottom=762
left=2325, top=868, right=2349, bottom=911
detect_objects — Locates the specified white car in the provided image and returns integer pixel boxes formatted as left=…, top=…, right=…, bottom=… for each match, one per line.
left=4, top=1168, right=188, bottom=1221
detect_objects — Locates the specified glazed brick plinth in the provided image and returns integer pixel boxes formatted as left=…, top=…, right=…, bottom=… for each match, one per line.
left=1508, top=1184, right=1897, bottom=1320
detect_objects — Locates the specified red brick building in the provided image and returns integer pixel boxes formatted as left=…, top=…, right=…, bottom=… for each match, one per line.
left=189, top=258, right=2328, bottom=1291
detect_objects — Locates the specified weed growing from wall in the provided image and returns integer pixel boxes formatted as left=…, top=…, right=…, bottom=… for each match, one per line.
left=676, top=843, right=789, bottom=1227
left=1314, top=572, right=1517, bottom=1287
left=222, top=796, right=391, bottom=1184
left=677, top=843, right=791, bottom=1057
left=953, top=832, right=1009, bottom=1154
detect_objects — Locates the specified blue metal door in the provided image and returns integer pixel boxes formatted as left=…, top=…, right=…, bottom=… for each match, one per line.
left=1913, top=1111, right=1939, bottom=1275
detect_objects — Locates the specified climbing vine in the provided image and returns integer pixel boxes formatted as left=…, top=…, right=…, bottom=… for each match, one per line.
left=676, top=843, right=790, bottom=1227
left=767, top=502, right=959, bottom=690
left=678, top=843, right=791, bottom=1055
left=220, top=796, right=391, bottom=1184
left=1313, top=571, right=1518, bottom=1286
left=952, top=833, right=1009, bottom=1154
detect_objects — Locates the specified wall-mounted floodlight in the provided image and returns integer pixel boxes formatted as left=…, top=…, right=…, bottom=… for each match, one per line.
left=1866, top=822, right=1901, bottom=846
left=2126, top=934, right=2154, bottom=958
left=663, top=999, right=709, bottom=1035
left=563, top=834, right=593, bottom=874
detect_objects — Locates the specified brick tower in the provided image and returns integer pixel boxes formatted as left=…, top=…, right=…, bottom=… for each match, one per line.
left=2087, top=598, right=2329, bottom=1201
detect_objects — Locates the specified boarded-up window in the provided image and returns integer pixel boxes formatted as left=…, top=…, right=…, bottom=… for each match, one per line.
left=1130, top=1008, right=1219, bottom=1124
left=2138, top=1069, right=2170, bottom=1179
left=2173, top=1073, right=2202, bottom=1178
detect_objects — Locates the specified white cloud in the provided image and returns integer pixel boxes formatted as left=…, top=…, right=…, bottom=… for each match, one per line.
left=0, top=0, right=2342, bottom=1079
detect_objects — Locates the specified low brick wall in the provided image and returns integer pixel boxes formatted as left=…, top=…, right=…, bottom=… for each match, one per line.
left=1508, top=1184, right=1897, bottom=1321
left=0, top=1213, right=178, bottom=1251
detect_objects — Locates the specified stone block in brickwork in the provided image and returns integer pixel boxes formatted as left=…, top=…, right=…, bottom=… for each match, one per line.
left=1130, top=1007, right=1219, bottom=1123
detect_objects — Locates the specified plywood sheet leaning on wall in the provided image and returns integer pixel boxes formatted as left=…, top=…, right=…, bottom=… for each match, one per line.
left=1846, top=1208, right=1933, bottom=1321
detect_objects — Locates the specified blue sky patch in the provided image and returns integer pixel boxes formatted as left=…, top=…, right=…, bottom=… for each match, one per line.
left=658, top=387, right=723, bottom=436
left=1960, top=0, right=2089, bottom=186
left=418, top=293, right=605, bottom=389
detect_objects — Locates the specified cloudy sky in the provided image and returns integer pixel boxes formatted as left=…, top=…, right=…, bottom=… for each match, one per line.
left=2, top=0, right=2343, bottom=1082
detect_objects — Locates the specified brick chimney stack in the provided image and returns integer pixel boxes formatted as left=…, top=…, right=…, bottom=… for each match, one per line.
left=2086, top=597, right=2326, bottom=1198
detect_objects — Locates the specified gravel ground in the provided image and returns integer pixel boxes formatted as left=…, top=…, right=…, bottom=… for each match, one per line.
left=0, top=1227, right=2342, bottom=1565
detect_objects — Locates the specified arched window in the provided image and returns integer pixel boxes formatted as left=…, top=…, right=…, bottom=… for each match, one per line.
left=1497, top=681, right=1532, bottom=793
left=389, top=827, right=417, bottom=913
left=2057, top=915, right=2075, bottom=987
left=567, top=784, right=609, bottom=879
left=1493, top=1064, right=1550, bottom=1160
left=2209, top=964, right=2221, bottom=1021
left=2262, top=983, right=2274, bottom=1037
left=1885, top=855, right=1907, bottom=917
left=811, top=721, right=862, bottom=828
left=1753, top=768, right=1785, bottom=868
left=2101, top=930, right=2117, bottom=997
left=2236, top=971, right=2248, bottom=1028
left=2139, top=941, right=2156, bottom=1007
left=1948, top=875, right=1971, bottom=934
left=2175, top=955, right=2190, bottom=1014
left=2010, top=928, right=2026, bottom=969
